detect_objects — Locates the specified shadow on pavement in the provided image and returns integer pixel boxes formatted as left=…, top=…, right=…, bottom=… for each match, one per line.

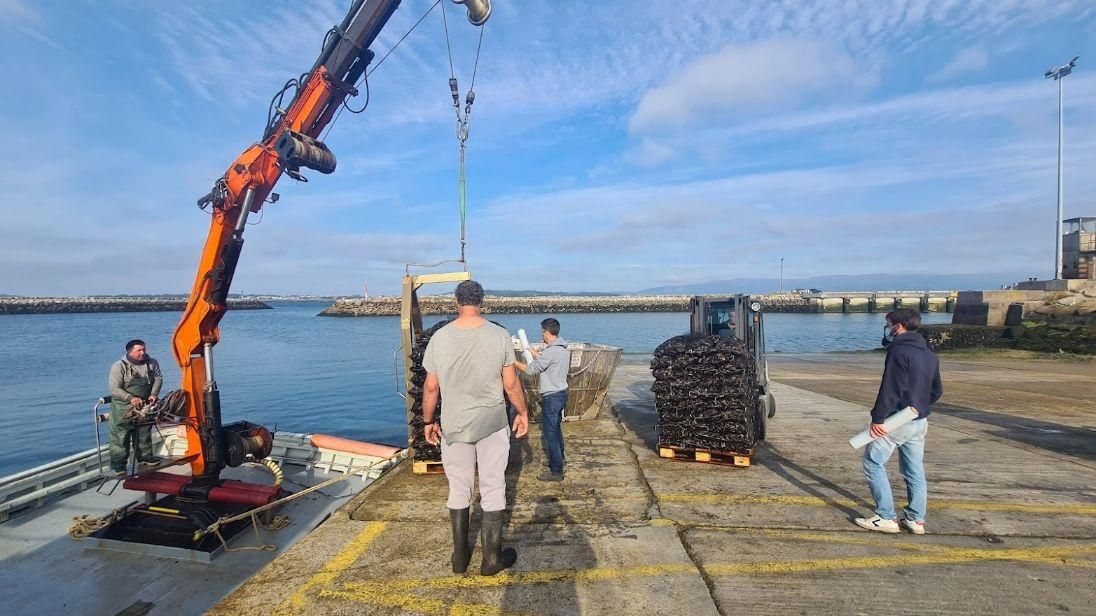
left=935, top=403, right=1096, bottom=461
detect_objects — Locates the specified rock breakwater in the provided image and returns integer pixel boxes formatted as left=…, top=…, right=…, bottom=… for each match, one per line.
left=319, top=295, right=813, bottom=316
left=0, top=297, right=272, bottom=315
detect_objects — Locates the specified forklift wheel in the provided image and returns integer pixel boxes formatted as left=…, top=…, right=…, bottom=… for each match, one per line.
left=766, top=391, right=776, bottom=418
left=755, top=396, right=768, bottom=441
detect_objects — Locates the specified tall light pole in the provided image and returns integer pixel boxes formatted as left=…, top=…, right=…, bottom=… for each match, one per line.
left=779, top=257, right=784, bottom=292
left=1045, top=56, right=1079, bottom=280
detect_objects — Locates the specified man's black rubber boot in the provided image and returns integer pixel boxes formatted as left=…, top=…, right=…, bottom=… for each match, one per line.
left=479, top=510, right=516, bottom=576
left=449, top=507, right=472, bottom=573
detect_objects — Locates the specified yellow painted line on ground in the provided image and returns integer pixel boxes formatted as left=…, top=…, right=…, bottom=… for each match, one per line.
left=340, top=563, right=698, bottom=594
left=697, top=526, right=953, bottom=553
left=273, top=521, right=388, bottom=616
left=703, top=543, right=1096, bottom=577
left=659, top=493, right=1096, bottom=515
left=337, top=543, right=1096, bottom=598
left=320, top=588, right=529, bottom=616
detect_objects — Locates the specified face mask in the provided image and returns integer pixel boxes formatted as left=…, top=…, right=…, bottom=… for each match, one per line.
left=881, top=324, right=896, bottom=348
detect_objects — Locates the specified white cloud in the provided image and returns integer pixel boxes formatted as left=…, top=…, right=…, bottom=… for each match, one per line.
left=629, top=39, right=869, bottom=135
left=0, top=0, right=37, bottom=23
left=628, top=73, right=1096, bottom=167
left=927, top=46, right=990, bottom=83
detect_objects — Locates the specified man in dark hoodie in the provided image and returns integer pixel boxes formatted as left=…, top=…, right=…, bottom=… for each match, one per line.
left=854, top=308, right=943, bottom=535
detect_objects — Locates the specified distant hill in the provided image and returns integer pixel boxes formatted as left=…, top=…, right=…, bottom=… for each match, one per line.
left=638, top=272, right=1035, bottom=295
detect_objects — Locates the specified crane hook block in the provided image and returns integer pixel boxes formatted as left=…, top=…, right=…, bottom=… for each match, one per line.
left=453, top=0, right=491, bottom=26
left=275, top=130, right=337, bottom=175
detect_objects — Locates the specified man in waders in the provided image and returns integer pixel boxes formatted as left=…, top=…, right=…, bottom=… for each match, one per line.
left=422, top=280, right=530, bottom=576
left=107, top=339, right=163, bottom=473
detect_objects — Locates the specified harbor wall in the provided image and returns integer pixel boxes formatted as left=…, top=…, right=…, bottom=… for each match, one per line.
left=921, top=282, right=1096, bottom=354
left=0, top=297, right=272, bottom=314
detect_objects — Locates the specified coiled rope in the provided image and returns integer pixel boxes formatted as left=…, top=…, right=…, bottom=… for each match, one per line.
left=68, top=503, right=132, bottom=539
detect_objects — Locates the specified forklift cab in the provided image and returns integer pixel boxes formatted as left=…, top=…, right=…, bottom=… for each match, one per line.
left=689, top=295, right=776, bottom=439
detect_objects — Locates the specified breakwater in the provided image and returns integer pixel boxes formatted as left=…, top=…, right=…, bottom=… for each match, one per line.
left=320, top=293, right=824, bottom=315
left=0, top=297, right=272, bottom=315
left=319, top=293, right=955, bottom=316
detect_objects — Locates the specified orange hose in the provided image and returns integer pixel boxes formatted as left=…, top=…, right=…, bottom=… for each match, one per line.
left=310, top=434, right=400, bottom=458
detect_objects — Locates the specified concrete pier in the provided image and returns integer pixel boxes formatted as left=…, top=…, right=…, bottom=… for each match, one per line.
left=809, top=292, right=953, bottom=314
left=216, top=353, right=1095, bottom=615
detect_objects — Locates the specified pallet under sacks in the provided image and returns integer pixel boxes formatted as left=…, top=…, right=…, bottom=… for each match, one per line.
left=651, top=334, right=758, bottom=467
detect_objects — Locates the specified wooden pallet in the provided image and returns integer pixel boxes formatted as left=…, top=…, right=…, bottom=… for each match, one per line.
left=657, top=444, right=752, bottom=467
left=412, top=459, right=444, bottom=475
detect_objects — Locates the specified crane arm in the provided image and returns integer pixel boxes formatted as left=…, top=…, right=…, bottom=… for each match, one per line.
left=168, top=0, right=415, bottom=480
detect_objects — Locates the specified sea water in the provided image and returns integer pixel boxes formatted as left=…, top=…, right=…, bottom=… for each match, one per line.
left=0, top=303, right=949, bottom=476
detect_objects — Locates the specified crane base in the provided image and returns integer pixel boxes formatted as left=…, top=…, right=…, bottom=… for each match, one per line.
left=90, top=495, right=259, bottom=562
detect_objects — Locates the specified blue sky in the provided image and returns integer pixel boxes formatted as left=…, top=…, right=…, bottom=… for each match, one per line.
left=1, top=0, right=1095, bottom=295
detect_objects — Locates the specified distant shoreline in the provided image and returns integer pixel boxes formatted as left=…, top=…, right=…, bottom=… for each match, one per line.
left=0, top=297, right=272, bottom=315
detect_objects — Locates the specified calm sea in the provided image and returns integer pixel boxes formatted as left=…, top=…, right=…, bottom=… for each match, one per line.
left=0, top=302, right=949, bottom=476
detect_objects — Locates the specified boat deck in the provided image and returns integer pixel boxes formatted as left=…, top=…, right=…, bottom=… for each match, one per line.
left=0, top=435, right=399, bottom=615
left=215, top=354, right=1096, bottom=615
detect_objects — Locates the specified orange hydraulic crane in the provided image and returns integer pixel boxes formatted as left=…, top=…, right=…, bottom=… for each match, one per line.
left=124, top=0, right=491, bottom=506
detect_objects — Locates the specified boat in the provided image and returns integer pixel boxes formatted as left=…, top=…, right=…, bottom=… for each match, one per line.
left=0, top=415, right=403, bottom=615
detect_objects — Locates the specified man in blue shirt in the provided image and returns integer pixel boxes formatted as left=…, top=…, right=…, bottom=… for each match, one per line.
left=515, top=318, right=569, bottom=482
left=855, top=308, right=943, bottom=535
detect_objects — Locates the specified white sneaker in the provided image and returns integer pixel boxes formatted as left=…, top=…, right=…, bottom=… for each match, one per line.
left=854, top=515, right=900, bottom=533
left=900, top=518, right=926, bottom=535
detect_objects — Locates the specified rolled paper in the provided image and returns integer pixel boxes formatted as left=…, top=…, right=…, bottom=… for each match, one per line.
left=517, top=328, right=534, bottom=364
left=849, top=407, right=918, bottom=449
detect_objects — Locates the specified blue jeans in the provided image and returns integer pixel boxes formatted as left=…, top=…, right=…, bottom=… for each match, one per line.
left=863, top=419, right=928, bottom=522
left=540, top=390, right=567, bottom=475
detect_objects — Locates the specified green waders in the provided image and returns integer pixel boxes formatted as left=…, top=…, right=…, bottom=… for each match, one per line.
left=109, top=371, right=154, bottom=471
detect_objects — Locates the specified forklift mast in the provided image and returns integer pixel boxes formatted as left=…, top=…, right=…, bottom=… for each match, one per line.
left=688, top=295, right=774, bottom=435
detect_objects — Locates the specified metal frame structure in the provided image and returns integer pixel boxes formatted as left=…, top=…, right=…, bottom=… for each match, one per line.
left=399, top=271, right=472, bottom=452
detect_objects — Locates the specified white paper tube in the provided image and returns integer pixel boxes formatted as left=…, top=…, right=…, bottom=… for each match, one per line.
left=849, top=407, right=918, bottom=449
left=517, top=328, right=534, bottom=364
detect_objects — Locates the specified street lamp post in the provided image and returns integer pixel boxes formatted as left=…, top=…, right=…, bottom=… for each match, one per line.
left=780, top=257, right=784, bottom=292
left=1045, top=56, right=1079, bottom=280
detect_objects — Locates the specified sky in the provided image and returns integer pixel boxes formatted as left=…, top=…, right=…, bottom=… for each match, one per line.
left=1, top=0, right=1095, bottom=295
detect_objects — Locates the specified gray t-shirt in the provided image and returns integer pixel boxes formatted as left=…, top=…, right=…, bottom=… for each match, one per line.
left=423, top=321, right=516, bottom=443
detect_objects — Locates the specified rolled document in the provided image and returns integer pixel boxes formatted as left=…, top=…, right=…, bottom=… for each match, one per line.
left=517, top=328, right=534, bottom=364
left=849, top=407, right=918, bottom=449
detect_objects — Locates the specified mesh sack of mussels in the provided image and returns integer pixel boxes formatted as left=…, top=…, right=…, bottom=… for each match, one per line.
left=650, top=334, right=758, bottom=453
left=408, top=319, right=454, bottom=461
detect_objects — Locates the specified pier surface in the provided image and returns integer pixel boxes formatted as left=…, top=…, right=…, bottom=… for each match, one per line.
left=217, top=353, right=1096, bottom=615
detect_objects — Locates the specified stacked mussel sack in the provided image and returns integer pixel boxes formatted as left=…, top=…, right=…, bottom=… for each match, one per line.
left=408, top=319, right=453, bottom=461
left=651, top=334, right=758, bottom=453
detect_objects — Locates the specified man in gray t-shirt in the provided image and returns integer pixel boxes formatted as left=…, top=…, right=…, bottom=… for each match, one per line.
left=423, top=322, right=514, bottom=444
left=422, top=280, right=529, bottom=577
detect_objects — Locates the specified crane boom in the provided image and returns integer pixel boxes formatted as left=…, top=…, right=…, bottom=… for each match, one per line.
left=160, top=0, right=442, bottom=489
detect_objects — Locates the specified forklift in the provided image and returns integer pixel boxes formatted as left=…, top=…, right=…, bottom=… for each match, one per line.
left=689, top=295, right=776, bottom=440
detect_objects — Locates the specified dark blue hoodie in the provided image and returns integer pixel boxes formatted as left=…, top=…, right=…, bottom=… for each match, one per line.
left=871, top=331, right=943, bottom=424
